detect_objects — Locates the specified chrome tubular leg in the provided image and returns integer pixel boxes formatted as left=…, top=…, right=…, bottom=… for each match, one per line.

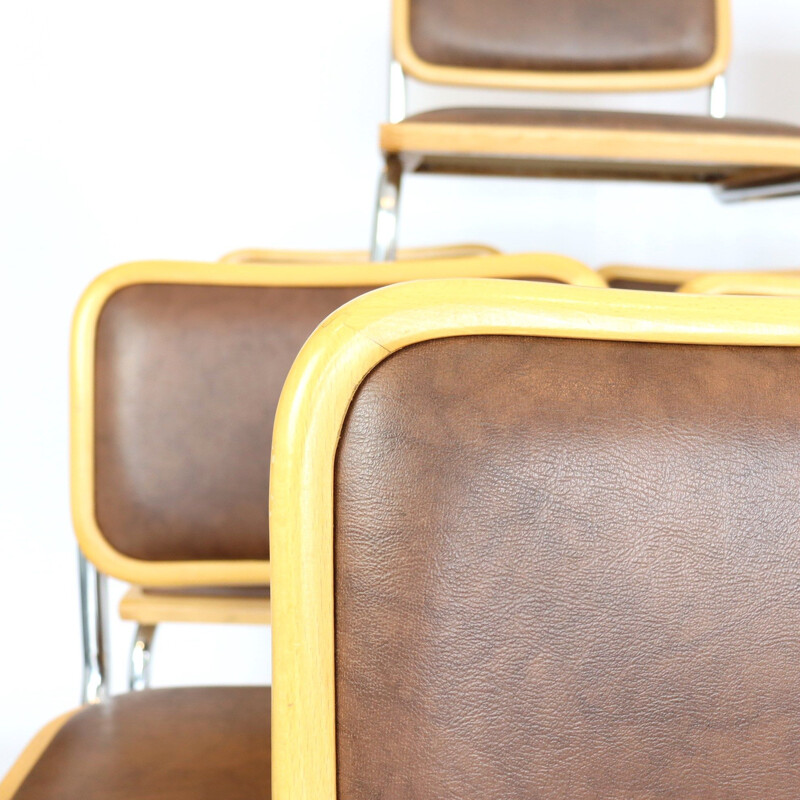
left=78, top=549, right=109, bottom=704
left=708, top=73, right=727, bottom=119
left=129, top=624, right=156, bottom=692
left=370, top=156, right=403, bottom=262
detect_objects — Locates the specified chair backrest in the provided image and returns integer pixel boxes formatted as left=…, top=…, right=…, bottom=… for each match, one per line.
left=271, top=279, right=800, bottom=799
left=72, top=254, right=603, bottom=589
left=679, top=272, right=800, bottom=296
left=394, top=0, right=730, bottom=92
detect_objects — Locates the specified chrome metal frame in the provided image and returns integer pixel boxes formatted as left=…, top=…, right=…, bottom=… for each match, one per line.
left=129, top=624, right=157, bottom=691
left=708, top=73, right=727, bottom=119
left=370, top=59, right=407, bottom=262
left=78, top=549, right=108, bottom=704
left=370, top=155, right=403, bottom=262
left=716, top=178, right=800, bottom=203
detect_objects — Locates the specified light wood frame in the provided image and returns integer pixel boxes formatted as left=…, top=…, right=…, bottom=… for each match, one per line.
left=220, top=243, right=500, bottom=265
left=379, top=124, right=800, bottom=170
left=270, top=279, right=800, bottom=800
left=679, top=272, right=800, bottom=296
left=118, top=587, right=271, bottom=625
left=72, top=254, right=605, bottom=588
left=392, top=0, right=731, bottom=92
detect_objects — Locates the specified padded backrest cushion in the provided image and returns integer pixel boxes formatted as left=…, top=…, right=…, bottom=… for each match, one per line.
left=334, top=335, right=800, bottom=798
left=408, top=0, right=718, bottom=73
left=94, top=283, right=366, bottom=562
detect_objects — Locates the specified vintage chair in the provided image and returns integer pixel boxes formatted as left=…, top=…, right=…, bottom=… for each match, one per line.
left=271, top=278, right=800, bottom=799
left=72, top=253, right=605, bottom=702
left=220, top=242, right=499, bottom=264
left=372, top=0, right=800, bottom=260
left=679, top=272, right=800, bottom=295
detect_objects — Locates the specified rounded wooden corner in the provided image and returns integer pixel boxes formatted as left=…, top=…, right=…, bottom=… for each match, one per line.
left=270, top=279, right=800, bottom=800
left=393, top=0, right=730, bottom=92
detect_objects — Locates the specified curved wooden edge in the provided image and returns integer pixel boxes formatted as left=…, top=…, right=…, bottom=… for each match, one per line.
left=0, top=710, right=80, bottom=800
left=269, top=279, right=800, bottom=800
left=219, top=243, right=501, bottom=264
left=380, top=123, right=800, bottom=169
left=599, top=265, right=709, bottom=287
left=119, top=586, right=271, bottom=625
left=679, top=272, right=800, bottom=296
left=392, top=0, right=730, bottom=92
left=70, top=254, right=606, bottom=586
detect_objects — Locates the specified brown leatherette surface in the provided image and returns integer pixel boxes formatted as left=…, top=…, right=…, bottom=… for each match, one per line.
left=607, top=279, right=681, bottom=292
left=408, top=0, right=717, bottom=73
left=94, top=283, right=366, bottom=562
left=335, top=335, right=800, bottom=799
left=403, top=107, right=800, bottom=137
left=13, top=687, right=270, bottom=800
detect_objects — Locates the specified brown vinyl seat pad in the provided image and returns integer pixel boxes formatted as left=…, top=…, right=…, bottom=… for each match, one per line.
left=401, top=107, right=800, bottom=138
left=335, top=335, right=800, bottom=799
left=12, top=687, right=270, bottom=800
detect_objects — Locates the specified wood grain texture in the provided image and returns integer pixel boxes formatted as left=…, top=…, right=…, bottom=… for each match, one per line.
left=380, top=123, right=800, bottom=169
left=119, top=587, right=271, bottom=625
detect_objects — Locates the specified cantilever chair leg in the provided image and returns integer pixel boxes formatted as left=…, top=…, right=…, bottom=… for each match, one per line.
left=370, top=155, right=403, bottom=262
left=78, top=550, right=108, bottom=705
left=129, top=624, right=156, bottom=691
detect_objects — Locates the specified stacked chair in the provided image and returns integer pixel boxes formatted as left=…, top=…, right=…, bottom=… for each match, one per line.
left=4, top=1, right=800, bottom=798
left=69, top=253, right=602, bottom=703
left=371, top=0, right=800, bottom=261
left=6, top=266, right=800, bottom=798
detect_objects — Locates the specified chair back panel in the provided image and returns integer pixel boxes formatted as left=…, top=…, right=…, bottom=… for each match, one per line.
left=334, top=334, right=800, bottom=798
left=94, top=283, right=366, bottom=562
left=407, top=0, right=718, bottom=73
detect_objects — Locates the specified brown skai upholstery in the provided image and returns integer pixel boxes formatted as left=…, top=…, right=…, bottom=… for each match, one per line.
left=12, top=688, right=270, bottom=800
left=404, top=107, right=800, bottom=137
left=335, top=335, right=800, bottom=798
left=408, top=0, right=717, bottom=72
left=606, top=279, right=682, bottom=292
left=94, top=283, right=366, bottom=562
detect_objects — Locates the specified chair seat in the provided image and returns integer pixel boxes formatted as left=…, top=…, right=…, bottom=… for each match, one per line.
left=120, top=586, right=271, bottom=625
left=4, top=687, right=270, bottom=800
left=381, top=107, right=800, bottom=186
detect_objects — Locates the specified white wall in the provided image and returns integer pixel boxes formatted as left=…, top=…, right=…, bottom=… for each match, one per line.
left=1, top=0, right=799, bottom=774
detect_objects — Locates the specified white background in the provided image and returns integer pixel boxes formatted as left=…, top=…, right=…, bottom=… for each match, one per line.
left=1, top=0, right=799, bottom=774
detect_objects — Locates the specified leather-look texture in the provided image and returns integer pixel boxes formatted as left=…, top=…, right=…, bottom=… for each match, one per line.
left=94, top=283, right=366, bottom=562
left=408, top=0, right=717, bottom=72
left=404, top=107, right=800, bottom=137
left=606, top=279, right=680, bottom=292
left=335, top=335, right=800, bottom=799
left=13, top=687, right=270, bottom=800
